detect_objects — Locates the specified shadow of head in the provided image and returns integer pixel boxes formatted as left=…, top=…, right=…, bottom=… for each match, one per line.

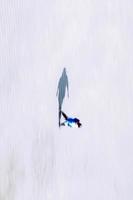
left=62, top=67, right=66, bottom=76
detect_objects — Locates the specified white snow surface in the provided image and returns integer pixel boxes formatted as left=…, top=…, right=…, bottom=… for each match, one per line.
left=0, top=0, right=133, bottom=199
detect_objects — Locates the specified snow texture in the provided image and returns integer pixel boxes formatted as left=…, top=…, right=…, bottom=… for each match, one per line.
left=0, top=0, right=133, bottom=199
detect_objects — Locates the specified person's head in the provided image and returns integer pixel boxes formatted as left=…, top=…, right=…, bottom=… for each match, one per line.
left=77, top=122, right=82, bottom=128
left=74, top=118, right=82, bottom=128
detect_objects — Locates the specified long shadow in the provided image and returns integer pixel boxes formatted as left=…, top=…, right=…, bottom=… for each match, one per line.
left=56, top=68, right=69, bottom=127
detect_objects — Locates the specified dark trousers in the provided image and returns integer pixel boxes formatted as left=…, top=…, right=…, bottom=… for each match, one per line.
left=59, top=111, right=68, bottom=127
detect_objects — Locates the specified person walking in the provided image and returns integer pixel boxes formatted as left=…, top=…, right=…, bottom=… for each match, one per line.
left=59, top=111, right=82, bottom=128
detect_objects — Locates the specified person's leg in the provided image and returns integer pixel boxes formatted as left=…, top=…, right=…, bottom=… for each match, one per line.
left=60, top=122, right=65, bottom=126
left=61, top=111, right=68, bottom=120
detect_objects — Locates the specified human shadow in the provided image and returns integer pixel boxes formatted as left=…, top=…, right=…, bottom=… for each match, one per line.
left=56, top=68, right=69, bottom=127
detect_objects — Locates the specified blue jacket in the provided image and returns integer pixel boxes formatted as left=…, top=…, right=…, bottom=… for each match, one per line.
left=64, top=118, right=79, bottom=128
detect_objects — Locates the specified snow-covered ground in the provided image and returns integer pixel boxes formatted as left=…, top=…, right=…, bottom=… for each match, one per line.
left=0, top=0, right=133, bottom=199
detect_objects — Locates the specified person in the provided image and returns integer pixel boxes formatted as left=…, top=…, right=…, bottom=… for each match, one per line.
left=59, top=111, right=82, bottom=128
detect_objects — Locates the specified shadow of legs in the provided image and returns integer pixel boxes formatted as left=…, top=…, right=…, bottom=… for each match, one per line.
left=58, top=106, right=61, bottom=127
